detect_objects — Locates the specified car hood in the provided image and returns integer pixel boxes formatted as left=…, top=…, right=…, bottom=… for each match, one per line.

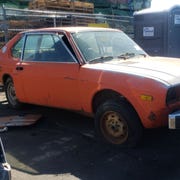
left=85, top=56, right=180, bottom=86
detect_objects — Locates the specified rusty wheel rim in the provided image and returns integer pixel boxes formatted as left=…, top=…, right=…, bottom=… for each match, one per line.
left=7, top=81, right=17, bottom=106
left=101, top=111, right=128, bottom=144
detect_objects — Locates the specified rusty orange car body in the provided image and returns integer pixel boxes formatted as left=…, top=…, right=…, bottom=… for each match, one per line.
left=0, top=27, right=179, bottom=146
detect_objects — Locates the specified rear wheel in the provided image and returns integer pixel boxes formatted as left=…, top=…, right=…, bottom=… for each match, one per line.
left=4, top=78, right=22, bottom=109
left=95, top=100, right=143, bottom=147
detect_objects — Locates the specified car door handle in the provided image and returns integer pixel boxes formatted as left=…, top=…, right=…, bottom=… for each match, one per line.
left=16, top=66, right=23, bottom=71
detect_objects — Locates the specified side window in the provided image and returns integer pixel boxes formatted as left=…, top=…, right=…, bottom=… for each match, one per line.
left=23, top=34, right=40, bottom=61
left=38, top=34, right=75, bottom=62
left=11, top=35, right=25, bottom=59
left=39, top=34, right=55, bottom=52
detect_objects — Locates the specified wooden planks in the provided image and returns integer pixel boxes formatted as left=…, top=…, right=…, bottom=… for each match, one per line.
left=72, top=1, right=94, bottom=13
left=29, top=0, right=94, bottom=13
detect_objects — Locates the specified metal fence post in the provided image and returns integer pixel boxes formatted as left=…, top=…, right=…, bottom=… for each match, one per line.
left=2, top=5, right=8, bottom=43
left=53, top=15, right=56, bottom=27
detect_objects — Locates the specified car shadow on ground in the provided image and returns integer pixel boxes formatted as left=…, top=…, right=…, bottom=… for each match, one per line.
left=0, top=93, right=180, bottom=180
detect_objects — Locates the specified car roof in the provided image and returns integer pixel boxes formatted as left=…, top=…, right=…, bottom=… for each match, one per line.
left=21, top=26, right=120, bottom=34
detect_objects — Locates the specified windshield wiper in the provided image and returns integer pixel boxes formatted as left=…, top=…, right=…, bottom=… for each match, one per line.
left=88, top=56, right=114, bottom=64
left=117, top=53, right=135, bottom=60
left=137, top=53, right=147, bottom=57
left=117, top=53, right=147, bottom=60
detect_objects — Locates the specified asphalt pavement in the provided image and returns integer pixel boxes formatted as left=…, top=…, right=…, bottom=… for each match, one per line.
left=0, top=92, right=180, bottom=180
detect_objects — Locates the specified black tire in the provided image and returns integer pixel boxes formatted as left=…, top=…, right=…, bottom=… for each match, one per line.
left=4, top=78, right=22, bottom=109
left=95, top=100, right=143, bottom=147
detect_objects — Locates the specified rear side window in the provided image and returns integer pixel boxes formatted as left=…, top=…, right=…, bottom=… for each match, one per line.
left=11, top=35, right=25, bottom=59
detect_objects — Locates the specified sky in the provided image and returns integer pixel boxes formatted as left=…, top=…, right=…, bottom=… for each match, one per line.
left=151, top=0, right=180, bottom=9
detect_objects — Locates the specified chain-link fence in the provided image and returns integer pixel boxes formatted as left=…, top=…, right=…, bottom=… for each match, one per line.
left=0, top=5, right=134, bottom=47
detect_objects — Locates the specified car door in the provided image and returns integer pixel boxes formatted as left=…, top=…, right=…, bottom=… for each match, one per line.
left=15, top=32, right=81, bottom=109
left=16, top=33, right=80, bottom=110
left=45, top=34, right=81, bottom=110
left=15, top=33, right=52, bottom=105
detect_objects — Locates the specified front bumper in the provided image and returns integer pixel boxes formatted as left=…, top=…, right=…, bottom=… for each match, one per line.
left=168, top=111, right=180, bottom=129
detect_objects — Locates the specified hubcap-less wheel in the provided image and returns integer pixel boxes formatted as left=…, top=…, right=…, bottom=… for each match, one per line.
left=101, top=111, right=128, bottom=144
left=95, top=100, right=143, bottom=146
left=6, top=80, right=18, bottom=107
left=5, top=78, right=22, bottom=109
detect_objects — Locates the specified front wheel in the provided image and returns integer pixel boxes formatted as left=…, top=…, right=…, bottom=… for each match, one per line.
left=95, top=100, right=143, bottom=147
left=4, top=78, right=22, bottom=109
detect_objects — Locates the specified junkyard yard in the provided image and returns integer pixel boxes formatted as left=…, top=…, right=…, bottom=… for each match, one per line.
left=0, top=91, right=180, bottom=180
left=0, top=1, right=179, bottom=180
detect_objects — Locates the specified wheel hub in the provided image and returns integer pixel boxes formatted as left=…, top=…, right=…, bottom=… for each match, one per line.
left=7, top=82, right=17, bottom=105
left=102, top=111, right=128, bottom=144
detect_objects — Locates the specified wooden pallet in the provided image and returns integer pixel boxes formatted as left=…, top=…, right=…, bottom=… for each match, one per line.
left=9, top=20, right=27, bottom=28
left=29, top=0, right=94, bottom=13
left=29, top=0, right=46, bottom=9
left=72, top=1, right=94, bottom=9
left=72, top=17, right=95, bottom=26
left=46, top=0, right=71, bottom=8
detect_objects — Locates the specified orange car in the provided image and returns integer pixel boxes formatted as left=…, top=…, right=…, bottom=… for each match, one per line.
left=0, top=27, right=179, bottom=147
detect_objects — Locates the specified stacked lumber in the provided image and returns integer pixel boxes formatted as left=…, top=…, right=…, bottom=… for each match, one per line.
left=9, top=20, right=27, bottom=28
left=29, top=0, right=94, bottom=13
left=72, top=17, right=95, bottom=26
left=0, top=32, right=5, bottom=48
left=6, top=16, right=95, bottom=32
left=71, top=1, right=94, bottom=13
left=43, top=0, right=71, bottom=10
left=29, top=0, right=46, bottom=10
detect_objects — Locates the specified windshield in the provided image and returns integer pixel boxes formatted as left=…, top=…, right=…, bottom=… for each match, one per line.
left=72, top=30, right=147, bottom=63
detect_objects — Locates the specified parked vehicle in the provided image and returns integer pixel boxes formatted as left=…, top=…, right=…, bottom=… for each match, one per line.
left=0, top=27, right=179, bottom=147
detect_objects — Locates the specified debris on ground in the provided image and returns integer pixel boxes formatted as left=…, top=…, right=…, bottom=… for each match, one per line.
left=0, top=114, right=42, bottom=132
